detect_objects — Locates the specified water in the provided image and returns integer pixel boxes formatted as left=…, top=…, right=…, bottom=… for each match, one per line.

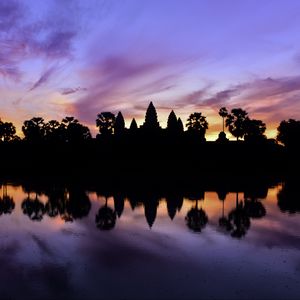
left=0, top=181, right=299, bottom=300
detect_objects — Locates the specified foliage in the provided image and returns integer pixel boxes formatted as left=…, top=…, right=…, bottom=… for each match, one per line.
left=219, top=107, right=228, bottom=132
left=219, top=107, right=228, bottom=118
left=225, top=108, right=248, bottom=140
left=22, top=117, right=46, bottom=142
left=277, top=119, right=300, bottom=148
left=244, top=119, right=266, bottom=142
left=186, top=112, right=208, bottom=136
left=96, top=112, right=115, bottom=136
left=0, top=121, right=17, bottom=142
left=62, top=117, right=91, bottom=142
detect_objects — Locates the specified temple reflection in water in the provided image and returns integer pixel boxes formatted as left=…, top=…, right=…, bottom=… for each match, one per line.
left=0, top=176, right=298, bottom=239
left=0, top=176, right=299, bottom=300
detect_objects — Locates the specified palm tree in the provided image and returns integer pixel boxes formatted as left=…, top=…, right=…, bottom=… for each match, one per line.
left=225, top=108, right=248, bottom=140
left=219, top=107, right=228, bottom=133
left=186, top=112, right=208, bottom=139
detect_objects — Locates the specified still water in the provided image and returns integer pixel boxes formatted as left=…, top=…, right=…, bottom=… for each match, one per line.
left=0, top=180, right=299, bottom=300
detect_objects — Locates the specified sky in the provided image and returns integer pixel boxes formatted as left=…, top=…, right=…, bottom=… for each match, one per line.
left=1, top=0, right=300, bottom=139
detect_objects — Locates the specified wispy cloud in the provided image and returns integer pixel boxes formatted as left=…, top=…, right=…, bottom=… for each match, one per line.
left=61, top=87, right=87, bottom=95
left=71, top=52, right=186, bottom=122
left=0, top=0, right=82, bottom=82
left=175, top=75, right=300, bottom=126
left=29, top=65, right=57, bottom=91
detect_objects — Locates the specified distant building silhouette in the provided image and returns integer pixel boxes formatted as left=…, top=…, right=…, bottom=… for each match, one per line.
left=141, top=102, right=160, bottom=131
left=167, top=110, right=183, bottom=135
left=115, top=111, right=125, bottom=136
left=129, top=118, right=138, bottom=132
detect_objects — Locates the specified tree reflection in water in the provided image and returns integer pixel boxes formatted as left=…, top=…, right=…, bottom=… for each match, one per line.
left=217, top=189, right=232, bottom=232
left=228, top=193, right=251, bottom=238
left=2, top=176, right=284, bottom=238
left=95, top=196, right=116, bottom=230
left=65, top=188, right=91, bottom=221
left=45, top=186, right=67, bottom=218
left=219, top=191, right=267, bottom=239
left=277, top=180, right=300, bottom=214
left=0, top=184, right=15, bottom=215
left=185, top=192, right=208, bottom=232
left=22, top=193, right=45, bottom=221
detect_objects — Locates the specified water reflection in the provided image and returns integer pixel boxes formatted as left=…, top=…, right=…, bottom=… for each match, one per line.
left=0, top=184, right=15, bottom=215
left=0, top=178, right=298, bottom=300
left=96, top=195, right=116, bottom=230
left=22, top=193, right=45, bottom=221
left=0, top=177, right=299, bottom=239
left=277, top=179, right=300, bottom=214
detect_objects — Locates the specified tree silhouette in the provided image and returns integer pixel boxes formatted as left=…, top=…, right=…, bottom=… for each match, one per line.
left=45, top=187, right=68, bottom=218
left=44, top=120, right=65, bottom=143
left=65, top=188, right=91, bottom=220
left=277, top=180, right=300, bottom=213
left=62, top=117, right=91, bottom=142
left=21, top=193, right=45, bottom=221
left=95, top=197, right=116, bottom=230
left=185, top=199, right=208, bottom=232
left=217, top=189, right=232, bottom=232
left=244, top=198, right=266, bottom=219
left=277, top=119, right=300, bottom=148
left=225, top=108, right=248, bottom=140
left=96, top=112, right=116, bottom=136
left=227, top=193, right=250, bottom=238
left=0, top=184, right=15, bottom=215
left=244, top=119, right=266, bottom=142
left=219, top=107, right=228, bottom=132
left=22, top=117, right=46, bottom=142
left=115, top=111, right=125, bottom=136
left=142, top=102, right=160, bottom=130
left=186, top=112, right=208, bottom=138
left=0, top=195, right=15, bottom=215
left=0, top=121, right=17, bottom=142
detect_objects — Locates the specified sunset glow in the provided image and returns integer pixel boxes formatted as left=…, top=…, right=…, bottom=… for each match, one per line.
left=1, top=1, right=300, bottom=139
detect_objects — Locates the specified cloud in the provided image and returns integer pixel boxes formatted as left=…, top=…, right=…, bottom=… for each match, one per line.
left=0, top=1, right=82, bottom=82
left=71, top=53, right=183, bottom=122
left=175, top=75, right=300, bottom=124
left=29, top=65, right=57, bottom=91
left=61, top=87, right=87, bottom=95
left=0, top=0, right=24, bottom=31
left=201, top=88, right=240, bottom=107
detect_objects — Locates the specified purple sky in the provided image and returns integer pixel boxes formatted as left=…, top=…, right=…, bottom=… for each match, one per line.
left=1, top=0, right=300, bottom=139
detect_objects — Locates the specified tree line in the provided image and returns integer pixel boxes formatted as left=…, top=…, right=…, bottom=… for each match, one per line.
left=0, top=101, right=299, bottom=147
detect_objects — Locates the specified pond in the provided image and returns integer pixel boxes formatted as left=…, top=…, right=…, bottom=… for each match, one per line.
left=0, top=179, right=299, bottom=299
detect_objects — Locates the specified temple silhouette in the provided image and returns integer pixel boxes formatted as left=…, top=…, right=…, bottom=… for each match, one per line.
left=0, top=101, right=298, bottom=178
